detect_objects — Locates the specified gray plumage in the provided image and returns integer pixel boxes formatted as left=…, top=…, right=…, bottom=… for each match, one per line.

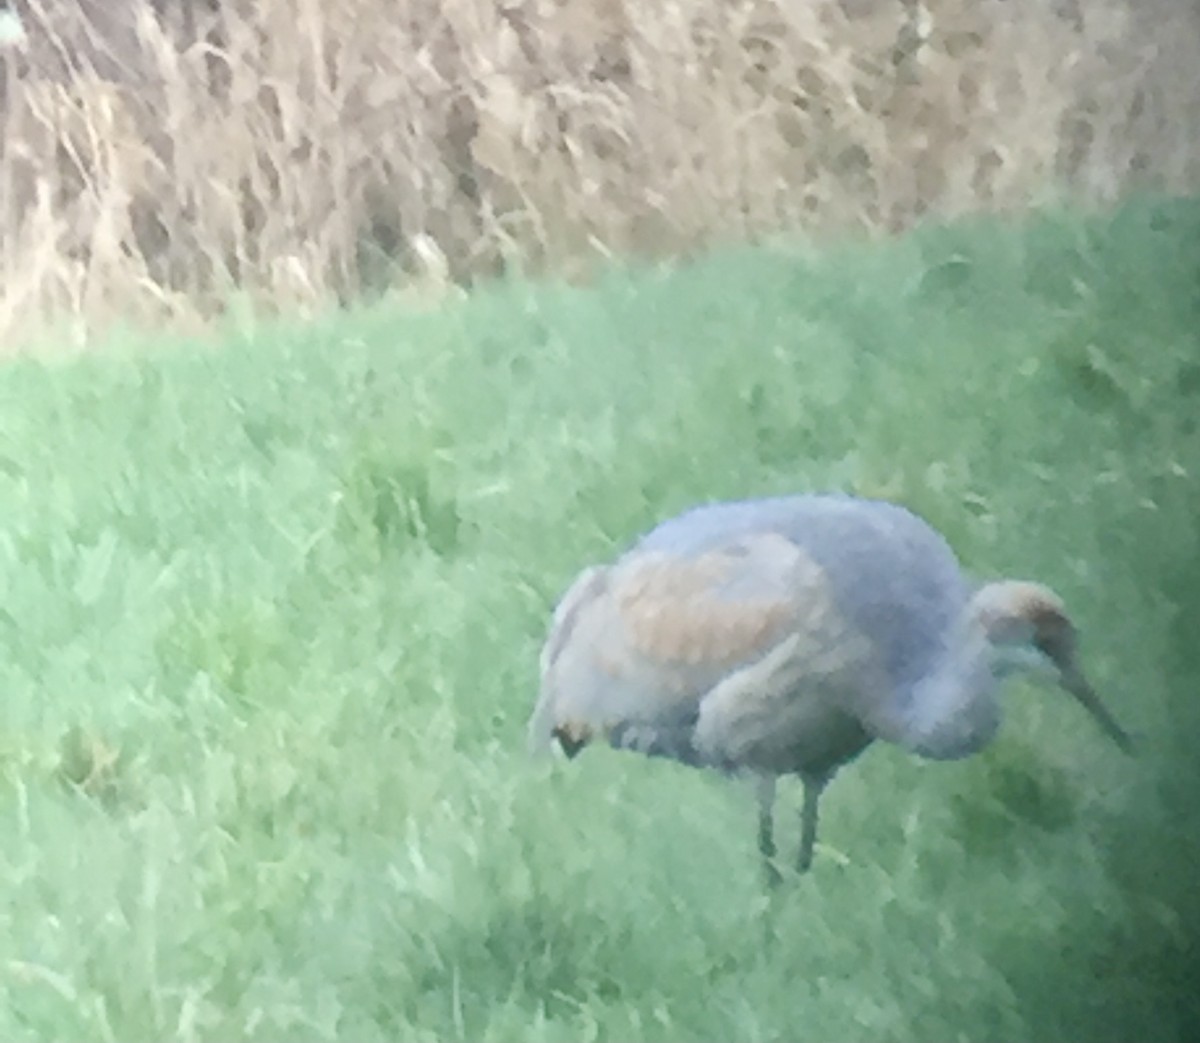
left=529, top=493, right=1134, bottom=882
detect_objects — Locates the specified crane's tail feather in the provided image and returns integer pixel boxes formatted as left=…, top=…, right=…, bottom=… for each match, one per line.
left=529, top=564, right=613, bottom=758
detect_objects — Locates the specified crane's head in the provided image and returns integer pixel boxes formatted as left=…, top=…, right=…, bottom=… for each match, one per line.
left=974, top=580, right=1135, bottom=755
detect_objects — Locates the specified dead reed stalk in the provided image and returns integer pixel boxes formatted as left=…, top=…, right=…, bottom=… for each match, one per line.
left=0, top=0, right=1196, bottom=345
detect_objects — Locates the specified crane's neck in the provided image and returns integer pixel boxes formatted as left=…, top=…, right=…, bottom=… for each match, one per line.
left=889, top=592, right=1013, bottom=761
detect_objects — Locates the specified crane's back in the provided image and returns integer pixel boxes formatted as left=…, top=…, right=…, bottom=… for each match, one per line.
left=633, top=494, right=972, bottom=695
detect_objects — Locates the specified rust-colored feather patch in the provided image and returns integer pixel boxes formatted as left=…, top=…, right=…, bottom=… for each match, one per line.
left=1014, top=582, right=1076, bottom=662
left=612, top=536, right=823, bottom=668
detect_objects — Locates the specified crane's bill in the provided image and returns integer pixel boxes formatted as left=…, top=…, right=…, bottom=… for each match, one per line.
left=1061, top=669, right=1135, bottom=755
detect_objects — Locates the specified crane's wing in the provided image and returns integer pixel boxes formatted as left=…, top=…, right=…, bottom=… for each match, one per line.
left=528, top=531, right=879, bottom=769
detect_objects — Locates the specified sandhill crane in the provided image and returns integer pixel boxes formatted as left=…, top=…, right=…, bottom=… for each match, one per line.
left=528, top=494, right=1134, bottom=882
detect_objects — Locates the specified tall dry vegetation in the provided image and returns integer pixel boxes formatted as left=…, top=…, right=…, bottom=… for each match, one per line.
left=0, top=0, right=1197, bottom=343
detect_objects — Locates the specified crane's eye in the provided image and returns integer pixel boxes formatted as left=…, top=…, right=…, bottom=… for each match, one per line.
left=1032, top=614, right=1075, bottom=666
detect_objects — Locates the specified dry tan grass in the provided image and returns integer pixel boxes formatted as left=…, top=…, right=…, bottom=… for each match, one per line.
left=0, top=0, right=1197, bottom=345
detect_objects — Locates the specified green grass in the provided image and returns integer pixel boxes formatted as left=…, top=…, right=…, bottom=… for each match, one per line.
left=2, top=196, right=1199, bottom=1042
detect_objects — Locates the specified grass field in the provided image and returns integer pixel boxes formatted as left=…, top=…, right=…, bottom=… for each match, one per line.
left=1, top=196, right=1198, bottom=1041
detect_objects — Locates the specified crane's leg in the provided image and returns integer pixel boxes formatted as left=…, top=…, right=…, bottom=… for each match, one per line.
left=755, top=774, right=781, bottom=887
left=797, top=776, right=826, bottom=873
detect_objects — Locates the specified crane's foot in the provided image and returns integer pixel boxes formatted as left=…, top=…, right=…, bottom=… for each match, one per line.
left=763, top=858, right=783, bottom=888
